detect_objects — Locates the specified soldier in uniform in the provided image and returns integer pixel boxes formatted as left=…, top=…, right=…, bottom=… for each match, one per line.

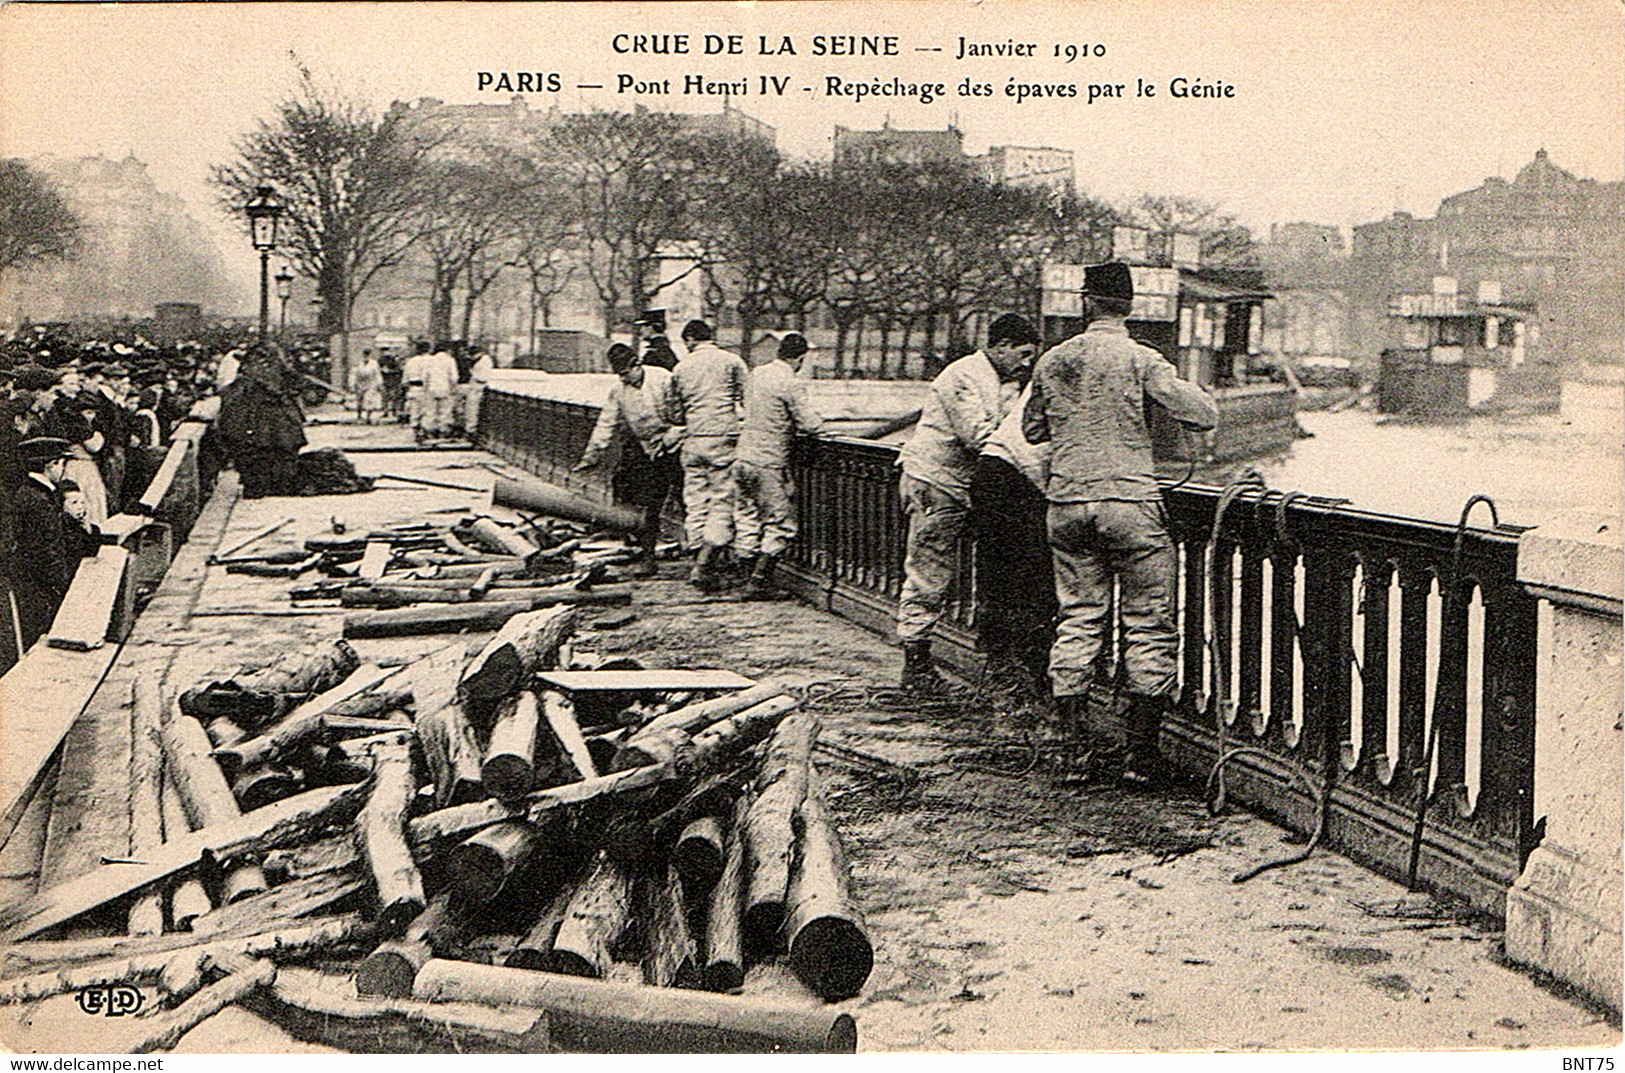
left=574, top=343, right=684, bottom=577
left=1023, top=262, right=1217, bottom=786
left=669, top=320, right=747, bottom=591
left=895, top=313, right=1040, bottom=693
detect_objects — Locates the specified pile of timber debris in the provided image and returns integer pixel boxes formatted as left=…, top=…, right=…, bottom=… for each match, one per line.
left=0, top=608, right=868, bottom=1053
left=218, top=474, right=681, bottom=636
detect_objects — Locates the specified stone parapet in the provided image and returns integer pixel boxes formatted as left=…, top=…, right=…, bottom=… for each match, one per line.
left=1506, top=510, right=1623, bottom=1011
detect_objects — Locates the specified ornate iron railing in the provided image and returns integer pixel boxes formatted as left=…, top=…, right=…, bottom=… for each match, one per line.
left=479, top=385, right=1539, bottom=916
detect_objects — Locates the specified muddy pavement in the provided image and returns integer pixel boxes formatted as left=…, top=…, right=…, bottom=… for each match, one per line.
left=617, top=576, right=1618, bottom=1053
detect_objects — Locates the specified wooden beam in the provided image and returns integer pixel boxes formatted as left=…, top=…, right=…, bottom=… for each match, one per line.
left=357, top=541, right=392, bottom=580
left=0, top=783, right=368, bottom=942
left=45, top=546, right=130, bottom=651
left=359, top=741, right=425, bottom=935
left=0, top=643, right=120, bottom=852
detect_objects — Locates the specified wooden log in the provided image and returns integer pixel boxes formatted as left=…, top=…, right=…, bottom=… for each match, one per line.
left=539, top=691, right=597, bottom=784
left=2, top=893, right=364, bottom=977
left=742, top=711, right=820, bottom=956
left=46, top=545, right=130, bottom=651
left=0, top=914, right=369, bottom=1004
left=129, top=956, right=278, bottom=1054
left=691, top=695, right=803, bottom=779
left=548, top=849, right=632, bottom=978
left=647, top=772, right=745, bottom=850
left=325, top=688, right=415, bottom=720
left=0, top=783, right=368, bottom=942
left=190, top=868, right=365, bottom=939
left=609, top=684, right=783, bottom=771
left=785, top=792, right=873, bottom=1002
left=406, top=764, right=676, bottom=849
left=323, top=714, right=415, bottom=739
left=355, top=890, right=467, bottom=999
left=262, top=832, right=359, bottom=883
left=161, top=709, right=269, bottom=906
left=212, top=662, right=403, bottom=778
left=506, top=863, right=584, bottom=972
left=127, top=678, right=167, bottom=936
left=675, top=815, right=727, bottom=895
left=705, top=795, right=751, bottom=992
left=468, top=516, right=539, bottom=561
left=413, top=959, right=857, bottom=1053
left=231, top=764, right=301, bottom=812
left=644, top=864, right=702, bottom=989
left=482, top=691, right=541, bottom=797
left=413, top=560, right=533, bottom=580
left=343, top=600, right=531, bottom=639
left=469, top=565, right=499, bottom=598
left=178, top=639, right=360, bottom=729
left=630, top=682, right=782, bottom=741
left=535, top=669, right=755, bottom=694
left=417, top=698, right=486, bottom=809
left=490, top=474, right=645, bottom=532
left=359, top=741, right=425, bottom=935
left=248, top=966, right=550, bottom=1053
left=460, top=606, right=578, bottom=703
left=448, top=820, right=545, bottom=904
left=205, top=715, right=247, bottom=747
left=161, top=780, right=213, bottom=930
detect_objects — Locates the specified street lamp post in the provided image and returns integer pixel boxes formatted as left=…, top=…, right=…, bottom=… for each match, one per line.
left=274, top=266, right=294, bottom=341
left=245, top=186, right=285, bottom=340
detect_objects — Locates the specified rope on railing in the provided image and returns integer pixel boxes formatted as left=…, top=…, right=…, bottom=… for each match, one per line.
left=1407, top=493, right=1501, bottom=890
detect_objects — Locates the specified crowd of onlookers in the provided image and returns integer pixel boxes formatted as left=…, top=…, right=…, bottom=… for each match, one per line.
left=0, top=329, right=246, bottom=668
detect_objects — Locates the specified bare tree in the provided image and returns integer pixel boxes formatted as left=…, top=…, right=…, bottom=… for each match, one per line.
left=0, top=159, right=82, bottom=277
left=210, top=67, right=438, bottom=339
left=1128, top=193, right=1259, bottom=269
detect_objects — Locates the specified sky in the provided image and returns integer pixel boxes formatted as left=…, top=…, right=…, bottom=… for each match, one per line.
left=1, top=0, right=1620, bottom=310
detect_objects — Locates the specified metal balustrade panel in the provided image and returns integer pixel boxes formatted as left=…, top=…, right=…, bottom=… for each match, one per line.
left=479, top=386, right=1539, bottom=917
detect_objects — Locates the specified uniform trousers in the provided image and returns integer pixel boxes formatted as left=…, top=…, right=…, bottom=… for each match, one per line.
left=897, top=475, right=967, bottom=644
left=732, top=460, right=797, bottom=557
left=611, top=443, right=681, bottom=556
left=1045, top=498, right=1179, bottom=699
left=680, top=436, right=738, bottom=549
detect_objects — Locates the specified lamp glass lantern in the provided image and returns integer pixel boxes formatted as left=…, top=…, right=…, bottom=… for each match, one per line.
left=245, top=186, right=284, bottom=251
left=274, top=266, right=294, bottom=301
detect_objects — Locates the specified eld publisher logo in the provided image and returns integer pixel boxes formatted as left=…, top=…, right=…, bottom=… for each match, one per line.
left=73, top=984, right=144, bottom=1017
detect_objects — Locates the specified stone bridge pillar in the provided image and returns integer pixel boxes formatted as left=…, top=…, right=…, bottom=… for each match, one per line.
left=1506, top=510, right=1622, bottom=1011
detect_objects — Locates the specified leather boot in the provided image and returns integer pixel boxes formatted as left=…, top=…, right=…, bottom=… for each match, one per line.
left=740, top=552, right=780, bottom=601
left=1122, top=692, right=1176, bottom=788
left=898, top=640, right=953, bottom=695
left=689, top=543, right=723, bottom=592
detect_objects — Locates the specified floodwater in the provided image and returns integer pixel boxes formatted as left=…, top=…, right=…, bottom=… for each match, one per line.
left=1208, top=409, right=1623, bottom=529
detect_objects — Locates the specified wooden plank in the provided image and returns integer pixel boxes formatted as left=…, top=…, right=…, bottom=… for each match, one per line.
left=0, top=644, right=121, bottom=852
left=136, top=439, right=190, bottom=513
left=46, top=546, right=131, bottom=651
left=100, top=513, right=152, bottom=544
left=534, top=670, right=756, bottom=693
left=358, top=541, right=391, bottom=580
left=0, top=782, right=367, bottom=942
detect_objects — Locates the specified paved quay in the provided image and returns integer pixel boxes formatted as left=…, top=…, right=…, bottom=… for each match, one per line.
left=1, top=414, right=1617, bottom=1054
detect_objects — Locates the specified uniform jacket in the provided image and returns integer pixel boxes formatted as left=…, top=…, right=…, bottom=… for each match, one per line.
left=736, top=360, right=824, bottom=468
left=1023, top=320, right=1217, bottom=502
left=898, top=350, right=1019, bottom=503
left=670, top=342, right=747, bottom=441
left=584, top=365, right=683, bottom=461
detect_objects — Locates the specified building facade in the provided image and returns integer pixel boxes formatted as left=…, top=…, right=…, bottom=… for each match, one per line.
left=1349, top=150, right=1624, bottom=389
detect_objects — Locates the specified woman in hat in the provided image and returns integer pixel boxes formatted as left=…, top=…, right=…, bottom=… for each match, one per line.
left=215, top=345, right=307, bottom=498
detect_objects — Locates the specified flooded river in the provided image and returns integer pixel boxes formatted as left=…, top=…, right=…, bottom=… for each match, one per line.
left=1207, top=409, right=1622, bottom=529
